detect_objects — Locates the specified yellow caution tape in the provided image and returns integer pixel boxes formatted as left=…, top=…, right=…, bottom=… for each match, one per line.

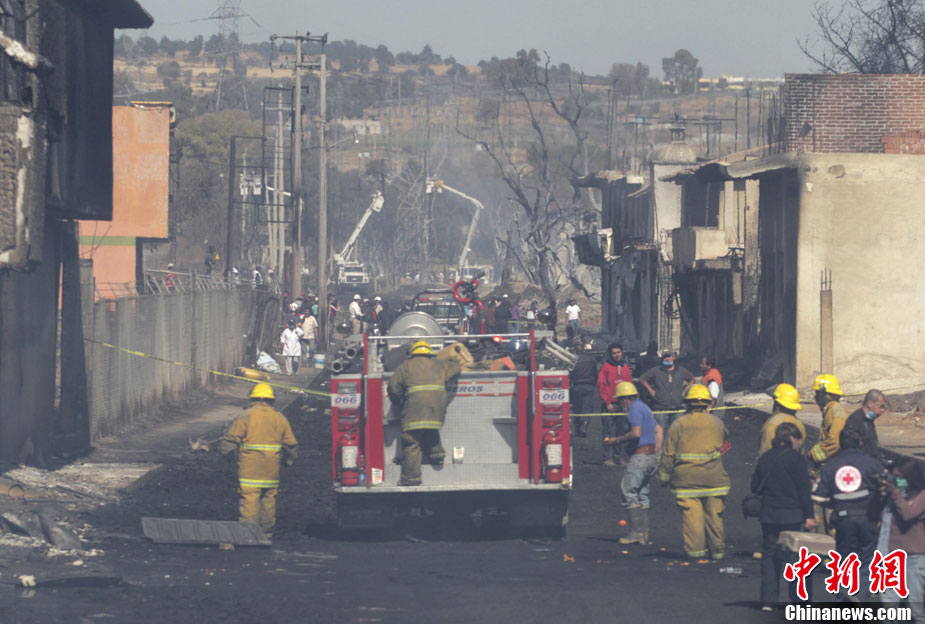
left=572, top=382, right=925, bottom=418
left=84, top=338, right=332, bottom=398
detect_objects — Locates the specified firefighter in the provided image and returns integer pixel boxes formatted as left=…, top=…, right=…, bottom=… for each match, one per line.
left=812, top=428, right=886, bottom=600
left=658, top=384, right=731, bottom=561
left=220, top=383, right=298, bottom=537
left=757, top=383, right=807, bottom=456
left=388, top=340, right=463, bottom=486
left=807, top=373, right=849, bottom=465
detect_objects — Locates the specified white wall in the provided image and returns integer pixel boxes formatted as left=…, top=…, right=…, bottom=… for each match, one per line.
left=794, top=153, right=925, bottom=393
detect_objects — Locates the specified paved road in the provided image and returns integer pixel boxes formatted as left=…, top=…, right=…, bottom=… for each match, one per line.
left=2, top=392, right=823, bottom=624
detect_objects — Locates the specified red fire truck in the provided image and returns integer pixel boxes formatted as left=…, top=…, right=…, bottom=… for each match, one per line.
left=330, top=330, right=571, bottom=533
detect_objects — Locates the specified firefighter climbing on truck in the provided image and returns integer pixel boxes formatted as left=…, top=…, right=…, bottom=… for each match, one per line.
left=387, top=340, right=463, bottom=486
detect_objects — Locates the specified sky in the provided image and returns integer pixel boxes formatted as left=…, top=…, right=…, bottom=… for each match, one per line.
left=124, top=0, right=821, bottom=78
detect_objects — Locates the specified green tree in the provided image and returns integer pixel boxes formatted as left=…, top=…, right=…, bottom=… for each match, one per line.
left=136, top=35, right=159, bottom=58
left=156, top=60, right=182, bottom=81
left=173, top=110, right=262, bottom=253
left=373, top=45, right=394, bottom=72
left=187, top=35, right=204, bottom=57
left=662, top=49, right=702, bottom=94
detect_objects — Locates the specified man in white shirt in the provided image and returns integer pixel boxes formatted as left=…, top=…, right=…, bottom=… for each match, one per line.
left=280, top=322, right=303, bottom=375
left=300, top=313, right=318, bottom=363
left=565, top=299, right=582, bottom=343
left=348, top=294, right=363, bottom=334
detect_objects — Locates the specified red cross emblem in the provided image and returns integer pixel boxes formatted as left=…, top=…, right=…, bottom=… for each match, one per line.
left=835, top=465, right=862, bottom=492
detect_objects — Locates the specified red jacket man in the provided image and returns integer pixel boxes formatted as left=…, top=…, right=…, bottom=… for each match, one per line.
left=597, top=343, right=633, bottom=466
left=598, top=343, right=633, bottom=410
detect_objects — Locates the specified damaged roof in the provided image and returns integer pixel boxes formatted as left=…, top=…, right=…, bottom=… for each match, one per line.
left=59, top=0, right=154, bottom=29
left=571, top=171, right=645, bottom=188
left=661, top=152, right=801, bottom=184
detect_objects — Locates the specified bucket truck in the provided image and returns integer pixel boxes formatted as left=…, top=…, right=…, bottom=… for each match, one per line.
left=424, top=178, right=484, bottom=281
left=333, top=191, right=385, bottom=290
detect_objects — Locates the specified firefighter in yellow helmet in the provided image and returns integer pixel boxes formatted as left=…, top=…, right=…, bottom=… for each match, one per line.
left=757, top=383, right=807, bottom=456
left=220, top=383, right=298, bottom=537
left=387, top=340, right=462, bottom=486
left=658, top=384, right=731, bottom=560
left=807, top=373, right=848, bottom=465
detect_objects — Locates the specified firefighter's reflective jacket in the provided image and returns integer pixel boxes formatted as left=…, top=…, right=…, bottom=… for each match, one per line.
left=812, top=447, right=885, bottom=515
left=387, top=355, right=462, bottom=431
left=658, top=410, right=731, bottom=498
left=220, top=403, right=298, bottom=488
left=809, top=400, right=849, bottom=464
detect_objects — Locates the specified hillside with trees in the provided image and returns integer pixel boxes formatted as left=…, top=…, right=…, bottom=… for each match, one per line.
left=115, top=34, right=780, bottom=296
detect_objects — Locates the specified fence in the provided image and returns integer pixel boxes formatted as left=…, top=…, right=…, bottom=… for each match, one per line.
left=84, top=286, right=259, bottom=441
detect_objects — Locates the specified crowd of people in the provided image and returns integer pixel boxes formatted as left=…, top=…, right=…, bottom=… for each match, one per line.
left=570, top=348, right=919, bottom=614
left=236, top=280, right=925, bottom=615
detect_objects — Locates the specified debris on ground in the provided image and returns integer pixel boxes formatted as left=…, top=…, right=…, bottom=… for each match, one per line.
left=255, top=351, right=282, bottom=373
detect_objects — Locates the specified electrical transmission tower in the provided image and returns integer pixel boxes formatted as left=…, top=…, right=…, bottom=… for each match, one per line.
left=209, top=0, right=247, bottom=111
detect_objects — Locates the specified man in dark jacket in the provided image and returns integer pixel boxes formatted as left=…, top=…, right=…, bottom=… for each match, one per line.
left=597, top=343, right=633, bottom=466
left=569, top=343, right=598, bottom=437
left=812, top=428, right=887, bottom=600
left=495, top=295, right=512, bottom=333
left=843, top=389, right=888, bottom=461
left=639, top=351, right=695, bottom=430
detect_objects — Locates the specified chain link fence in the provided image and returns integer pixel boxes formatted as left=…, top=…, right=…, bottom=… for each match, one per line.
left=84, top=287, right=261, bottom=441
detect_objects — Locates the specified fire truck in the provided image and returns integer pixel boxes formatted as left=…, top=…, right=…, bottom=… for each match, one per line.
left=329, top=329, right=571, bottom=534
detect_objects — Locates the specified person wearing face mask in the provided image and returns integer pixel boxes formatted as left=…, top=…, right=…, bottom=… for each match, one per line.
left=639, top=351, right=695, bottom=430
left=878, top=458, right=925, bottom=623
left=597, top=342, right=633, bottom=466
left=843, top=389, right=888, bottom=461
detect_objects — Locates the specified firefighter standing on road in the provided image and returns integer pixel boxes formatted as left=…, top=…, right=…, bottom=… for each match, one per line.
left=220, top=384, right=299, bottom=538
left=388, top=340, right=463, bottom=486
left=757, top=383, right=807, bottom=456
left=808, top=373, right=849, bottom=465
left=658, top=384, right=731, bottom=561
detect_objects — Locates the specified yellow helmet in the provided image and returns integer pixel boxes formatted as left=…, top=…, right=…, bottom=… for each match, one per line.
left=772, top=383, right=802, bottom=411
left=249, top=383, right=275, bottom=400
left=410, top=340, right=435, bottom=356
left=812, top=373, right=843, bottom=396
left=614, top=381, right=639, bottom=400
left=684, top=383, right=712, bottom=402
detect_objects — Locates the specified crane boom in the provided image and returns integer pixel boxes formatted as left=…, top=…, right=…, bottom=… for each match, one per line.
left=333, top=191, right=384, bottom=264
left=426, top=179, right=484, bottom=276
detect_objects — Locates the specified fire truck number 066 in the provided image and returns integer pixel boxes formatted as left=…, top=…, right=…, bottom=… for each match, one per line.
left=539, top=389, right=569, bottom=404
left=331, top=393, right=361, bottom=407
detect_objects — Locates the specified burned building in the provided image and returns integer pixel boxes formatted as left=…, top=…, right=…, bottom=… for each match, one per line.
left=573, top=128, right=698, bottom=353
left=666, top=74, right=925, bottom=392
left=0, top=0, right=152, bottom=463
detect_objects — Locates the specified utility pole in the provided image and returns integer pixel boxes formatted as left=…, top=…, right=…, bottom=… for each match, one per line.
left=271, top=32, right=326, bottom=328
left=318, top=48, right=328, bottom=348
